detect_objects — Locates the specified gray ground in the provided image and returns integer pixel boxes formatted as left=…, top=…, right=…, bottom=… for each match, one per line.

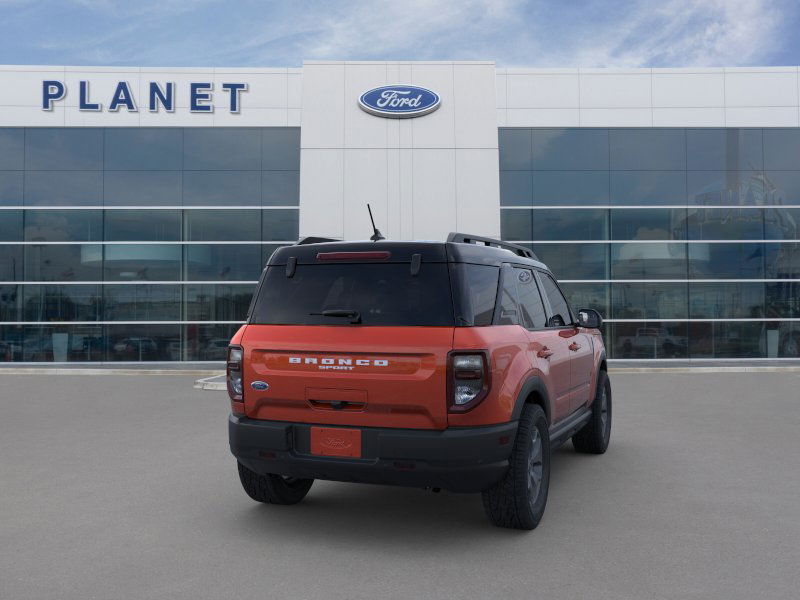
left=1, top=372, right=798, bottom=600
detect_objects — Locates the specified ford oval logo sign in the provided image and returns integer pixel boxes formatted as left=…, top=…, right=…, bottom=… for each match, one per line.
left=358, top=85, right=440, bottom=118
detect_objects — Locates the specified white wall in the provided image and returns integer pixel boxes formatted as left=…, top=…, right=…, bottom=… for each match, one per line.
left=298, top=61, right=501, bottom=241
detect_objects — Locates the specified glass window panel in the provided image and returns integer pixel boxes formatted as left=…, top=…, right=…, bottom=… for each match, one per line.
left=106, top=324, right=181, bottom=361
left=764, top=129, right=800, bottom=170
left=0, top=285, right=21, bottom=321
left=612, top=321, right=688, bottom=359
left=530, top=243, right=608, bottom=280
left=763, top=208, right=800, bottom=240
left=689, top=243, right=765, bottom=279
left=0, top=325, right=24, bottom=361
left=688, top=282, right=765, bottom=319
left=539, top=272, right=572, bottom=326
left=183, top=171, right=260, bottom=206
left=533, top=171, right=609, bottom=206
left=185, top=284, right=255, bottom=321
left=689, top=322, right=765, bottom=358
left=611, top=282, right=687, bottom=320
left=262, top=170, right=299, bottom=206
left=22, top=324, right=104, bottom=362
left=496, top=267, right=520, bottom=326
left=765, top=242, right=800, bottom=279
left=262, top=208, right=299, bottom=241
left=514, top=268, right=547, bottom=329
left=104, top=285, right=181, bottom=320
left=104, top=171, right=182, bottom=206
left=0, top=246, right=23, bottom=281
left=104, top=128, right=182, bottom=170
left=532, top=129, right=609, bottom=170
left=0, top=129, right=24, bottom=170
left=764, top=170, right=800, bottom=204
left=105, top=209, right=181, bottom=241
left=774, top=322, right=800, bottom=358
left=184, top=323, right=241, bottom=361
left=25, top=244, right=102, bottom=281
left=560, top=283, right=609, bottom=319
left=25, top=129, right=103, bottom=171
left=499, top=171, right=533, bottom=206
left=530, top=209, right=608, bottom=241
left=611, top=243, right=687, bottom=279
left=765, top=282, right=800, bottom=318
left=687, top=170, right=770, bottom=205
left=24, top=210, right=102, bottom=242
left=686, top=129, right=763, bottom=171
left=183, top=128, right=260, bottom=170
left=262, top=128, right=301, bottom=170
left=184, top=209, right=260, bottom=241
left=103, top=244, right=181, bottom=281
left=0, top=209, right=22, bottom=241
left=0, top=171, right=23, bottom=205
left=185, top=244, right=263, bottom=281
left=22, top=285, right=101, bottom=321
left=687, top=207, right=765, bottom=240
left=610, top=129, right=685, bottom=170
left=24, top=171, right=103, bottom=206
left=499, top=129, right=532, bottom=170
left=611, top=208, right=687, bottom=240
left=610, top=171, right=687, bottom=205
left=501, top=209, right=532, bottom=242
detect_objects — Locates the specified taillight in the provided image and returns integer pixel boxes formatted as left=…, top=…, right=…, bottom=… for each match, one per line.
left=448, top=351, right=490, bottom=412
left=227, top=345, right=243, bottom=401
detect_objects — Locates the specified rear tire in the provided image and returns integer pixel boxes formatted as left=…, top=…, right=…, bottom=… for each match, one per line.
left=237, top=462, right=314, bottom=505
left=572, top=370, right=612, bottom=454
left=482, top=404, right=550, bottom=530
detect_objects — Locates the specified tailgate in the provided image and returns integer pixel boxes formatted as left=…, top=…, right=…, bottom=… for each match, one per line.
left=242, top=325, right=454, bottom=430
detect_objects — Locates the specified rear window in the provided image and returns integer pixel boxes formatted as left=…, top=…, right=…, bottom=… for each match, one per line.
left=250, top=263, right=454, bottom=326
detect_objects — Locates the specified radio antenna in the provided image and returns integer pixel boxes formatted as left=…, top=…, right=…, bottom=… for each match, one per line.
left=367, top=204, right=385, bottom=242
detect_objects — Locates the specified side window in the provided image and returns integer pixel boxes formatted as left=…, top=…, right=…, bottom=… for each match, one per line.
left=540, top=272, right=572, bottom=327
left=496, top=267, right=519, bottom=326
left=514, top=268, right=547, bottom=329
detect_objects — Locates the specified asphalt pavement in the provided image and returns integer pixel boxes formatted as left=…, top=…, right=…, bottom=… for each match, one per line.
left=1, top=372, right=798, bottom=600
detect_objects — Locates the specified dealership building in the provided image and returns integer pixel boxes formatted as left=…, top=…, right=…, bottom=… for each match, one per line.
left=0, top=61, right=799, bottom=362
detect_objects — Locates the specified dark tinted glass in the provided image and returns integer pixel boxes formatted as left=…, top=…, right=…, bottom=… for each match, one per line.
left=531, top=243, right=608, bottom=280
left=104, top=171, right=182, bottom=206
left=105, top=324, right=181, bottom=361
left=533, top=171, right=609, bottom=205
left=612, top=321, right=688, bottom=359
left=689, top=282, right=764, bottom=319
left=105, top=210, right=181, bottom=241
left=25, top=128, right=103, bottom=170
left=499, top=171, right=533, bottom=206
left=496, top=267, right=519, bottom=326
left=0, top=246, right=23, bottom=281
left=689, top=322, right=765, bottom=358
left=183, top=128, right=260, bottom=170
left=103, top=245, right=181, bottom=281
left=185, top=323, right=242, bottom=361
left=184, top=209, right=260, bottom=241
left=24, top=171, right=103, bottom=206
left=0, top=170, right=23, bottom=205
left=612, top=282, right=687, bottom=320
left=501, top=209, right=532, bottom=240
left=24, top=244, right=102, bottom=281
left=262, top=171, right=300, bottom=206
left=763, top=129, right=800, bottom=170
left=610, top=129, right=685, bottom=170
left=0, top=129, right=24, bottom=169
left=530, top=209, right=608, bottom=241
left=611, top=243, right=687, bottom=279
left=687, top=207, right=764, bottom=240
left=22, top=325, right=104, bottom=362
left=515, top=268, right=547, bottom=329
left=764, top=170, right=800, bottom=204
left=250, top=263, right=454, bottom=326
left=499, top=129, right=532, bottom=170
left=560, top=282, right=609, bottom=319
left=24, top=210, right=102, bottom=242
left=687, top=170, right=770, bottom=205
left=450, top=264, right=499, bottom=326
left=763, top=208, right=799, bottom=240
left=686, top=129, right=763, bottom=171
left=774, top=323, right=800, bottom=358
left=22, top=285, right=101, bottom=321
left=262, top=209, right=299, bottom=241
left=104, top=128, right=182, bottom=170
left=182, top=171, right=260, bottom=206
left=262, top=128, right=300, bottom=170
left=539, top=272, right=571, bottom=326
left=0, top=209, right=22, bottom=240
left=104, top=285, right=181, bottom=320
left=689, top=243, right=764, bottom=279
left=611, top=171, right=687, bottom=205
left=185, top=284, right=255, bottom=321
left=185, top=244, right=263, bottom=281
left=0, top=285, right=20, bottom=321
left=611, top=208, right=687, bottom=240
left=765, top=243, right=800, bottom=278
left=532, top=129, right=609, bottom=170
left=766, top=282, right=800, bottom=317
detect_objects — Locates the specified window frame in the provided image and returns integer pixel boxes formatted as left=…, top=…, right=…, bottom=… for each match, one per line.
left=511, top=266, right=548, bottom=331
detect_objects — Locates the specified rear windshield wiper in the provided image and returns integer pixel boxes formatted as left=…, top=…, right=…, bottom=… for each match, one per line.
left=309, top=309, right=362, bottom=324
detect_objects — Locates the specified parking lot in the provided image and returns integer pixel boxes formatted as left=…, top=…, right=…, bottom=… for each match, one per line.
left=1, top=371, right=799, bottom=599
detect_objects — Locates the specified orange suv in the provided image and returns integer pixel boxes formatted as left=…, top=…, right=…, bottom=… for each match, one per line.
left=227, top=233, right=611, bottom=529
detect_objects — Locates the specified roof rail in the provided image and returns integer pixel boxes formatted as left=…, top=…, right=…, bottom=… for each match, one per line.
left=296, top=236, right=339, bottom=245
left=446, top=232, right=538, bottom=260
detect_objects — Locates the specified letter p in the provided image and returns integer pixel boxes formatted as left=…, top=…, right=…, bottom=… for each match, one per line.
left=42, top=80, right=65, bottom=110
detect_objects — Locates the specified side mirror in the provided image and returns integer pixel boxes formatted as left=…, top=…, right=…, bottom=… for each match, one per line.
left=577, top=308, right=603, bottom=329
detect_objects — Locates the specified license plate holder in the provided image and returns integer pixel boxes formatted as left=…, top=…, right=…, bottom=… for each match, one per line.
left=310, top=426, right=362, bottom=458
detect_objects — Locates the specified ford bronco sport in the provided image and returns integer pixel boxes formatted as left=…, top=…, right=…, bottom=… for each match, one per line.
left=227, top=233, right=611, bottom=530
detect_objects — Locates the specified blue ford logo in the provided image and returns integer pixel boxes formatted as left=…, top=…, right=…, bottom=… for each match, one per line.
left=358, top=85, right=440, bottom=118
left=250, top=381, right=269, bottom=391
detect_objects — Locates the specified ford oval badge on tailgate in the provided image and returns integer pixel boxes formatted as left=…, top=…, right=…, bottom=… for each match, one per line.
left=250, top=381, right=269, bottom=390
left=358, top=85, right=440, bottom=118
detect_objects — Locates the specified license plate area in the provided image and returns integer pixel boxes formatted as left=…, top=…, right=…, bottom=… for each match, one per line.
left=310, top=426, right=362, bottom=458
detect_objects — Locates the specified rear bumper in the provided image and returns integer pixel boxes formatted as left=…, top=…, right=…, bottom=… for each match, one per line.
left=229, top=415, right=517, bottom=493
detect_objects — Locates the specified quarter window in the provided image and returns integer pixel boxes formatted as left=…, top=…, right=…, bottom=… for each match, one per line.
left=514, top=268, right=547, bottom=329
left=540, top=273, right=572, bottom=327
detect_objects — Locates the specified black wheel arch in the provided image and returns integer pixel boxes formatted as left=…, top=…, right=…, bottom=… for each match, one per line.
left=511, top=376, right=552, bottom=424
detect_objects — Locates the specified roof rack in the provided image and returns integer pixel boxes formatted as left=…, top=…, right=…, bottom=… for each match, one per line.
left=446, top=232, right=538, bottom=260
left=296, top=236, right=339, bottom=245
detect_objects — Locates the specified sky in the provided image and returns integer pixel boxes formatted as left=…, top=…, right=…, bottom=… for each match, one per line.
left=0, top=0, right=798, bottom=68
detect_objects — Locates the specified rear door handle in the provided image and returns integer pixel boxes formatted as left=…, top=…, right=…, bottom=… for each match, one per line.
left=569, top=342, right=581, bottom=352
left=537, top=347, right=554, bottom=359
